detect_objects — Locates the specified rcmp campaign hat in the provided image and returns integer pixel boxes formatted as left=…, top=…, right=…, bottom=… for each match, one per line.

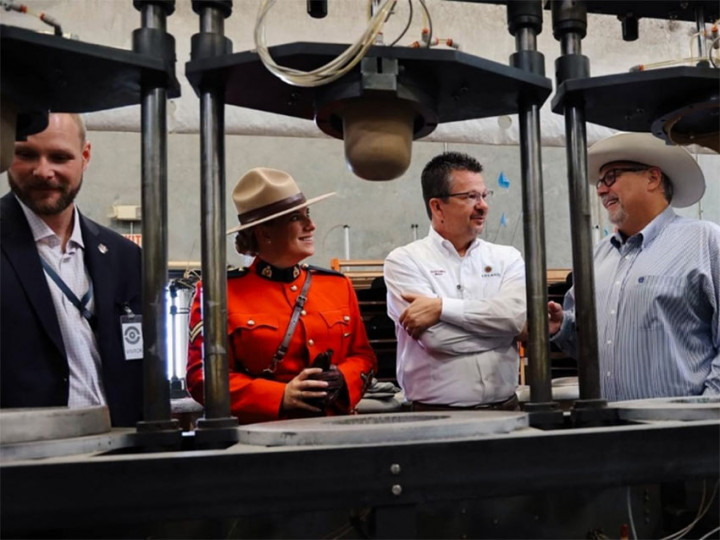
left=587, top=132, right=705, bottom=208
left=227, top=167, right=335, bottom=234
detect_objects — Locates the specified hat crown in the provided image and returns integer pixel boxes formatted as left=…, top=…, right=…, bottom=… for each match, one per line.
left=587, top=133, right=705, bottom=208
left=233, top=167, right=303, bottom=217
left=226, top=167, right=335, bottom=235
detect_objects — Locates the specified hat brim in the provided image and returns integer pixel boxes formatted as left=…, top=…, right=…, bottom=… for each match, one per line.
left=226, top=192, right=336, bottom=235
left=587, top=133, right=705, bottom=208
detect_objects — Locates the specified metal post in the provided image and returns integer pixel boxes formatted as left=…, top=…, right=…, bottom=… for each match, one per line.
left=695, top=4, right=708, bottom=66
left=551, top=0, right=603, bottom=406
left=506, top=1, right=559, bottom=424
left=190, top=0, right=238, bottom=441
left=343, top=225, right=350, bottom=259
left=133, top=0, right=180, bottom=440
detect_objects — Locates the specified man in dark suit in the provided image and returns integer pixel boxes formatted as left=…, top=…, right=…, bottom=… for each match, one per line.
left=1, top=113, right=143, bottom=426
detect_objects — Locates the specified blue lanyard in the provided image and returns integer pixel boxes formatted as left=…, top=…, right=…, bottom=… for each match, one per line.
left=40, top=256, right=97, bottom=330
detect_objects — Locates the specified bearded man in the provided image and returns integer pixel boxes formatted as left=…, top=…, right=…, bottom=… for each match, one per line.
left=1, top=113, right=144, bottom=426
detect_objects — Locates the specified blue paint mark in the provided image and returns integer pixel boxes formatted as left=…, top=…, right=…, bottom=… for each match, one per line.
left=498, top=171, right=510, bottom=189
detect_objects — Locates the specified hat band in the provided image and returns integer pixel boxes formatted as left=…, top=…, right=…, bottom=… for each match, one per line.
left=238, top=192, right=307, bottom=226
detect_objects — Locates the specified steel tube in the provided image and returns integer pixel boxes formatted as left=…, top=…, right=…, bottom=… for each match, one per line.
left=343, top=225, right=350, bottom=259
left=561, top=32, right=582, bottom=55
left=695, top=4, right=707, bottom=62
left=515, top=27, right=536, bottom=52
left=198, top=7, right=232, bottom=420
left=563, top=105, right=600, bottom=399
left=513, top=24, right=552, bottom=405
left=518, top=101, right=552, bottom=403
left=138, top=3, right=173, bottom=425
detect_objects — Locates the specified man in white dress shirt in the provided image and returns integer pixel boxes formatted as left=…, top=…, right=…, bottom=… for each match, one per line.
left=384, top=152, right=526, bottom=410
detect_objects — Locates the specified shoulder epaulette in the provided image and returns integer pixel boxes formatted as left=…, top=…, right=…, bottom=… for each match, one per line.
left=227, top=266, right=249, bottom=278
left=306, top=264, right=345, bottom=277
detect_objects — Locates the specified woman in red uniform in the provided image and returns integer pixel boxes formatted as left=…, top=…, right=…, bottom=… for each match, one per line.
left=187, top=167, right=377, bottom=424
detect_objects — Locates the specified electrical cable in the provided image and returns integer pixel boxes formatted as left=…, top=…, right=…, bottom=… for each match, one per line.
left=709, top=36, right=720, bottom=68
left=626, top=486, right=638, bottom=540
left=659, top=480, right=719, bottom=540
left=1, top=0, right=62, bottom=35
left=388, top=0, right=413, bottom=47
left=632, top=18, right=719, bottom=72
left=630, top=56, right=708, bottom=71
left=254, top=0, right=398, bottom=87
left=698, top=525, right=720, bottom=540
left=418, top=0, right=432, bottom=47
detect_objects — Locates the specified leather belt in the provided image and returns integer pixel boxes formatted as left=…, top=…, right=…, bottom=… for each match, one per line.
left=411, top=394, right=519, bottom=412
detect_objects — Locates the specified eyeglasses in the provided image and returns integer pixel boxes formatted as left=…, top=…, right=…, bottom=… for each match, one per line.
left=437, top=190, right=494, bottom=203
left=596, top=167, right=649, bottom=189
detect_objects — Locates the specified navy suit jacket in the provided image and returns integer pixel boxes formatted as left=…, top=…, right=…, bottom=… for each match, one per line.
left=1, top=193, right=144, bottom=426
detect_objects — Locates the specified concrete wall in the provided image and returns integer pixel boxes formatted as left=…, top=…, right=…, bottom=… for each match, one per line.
left=47, top=129, right=719, bottom=271
left=2, top=0, right=718, bottom=271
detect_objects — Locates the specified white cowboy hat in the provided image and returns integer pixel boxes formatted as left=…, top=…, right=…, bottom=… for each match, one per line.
left=226, top=167, right=335, bottom=234
left=587, top=132, right=706, bottom=208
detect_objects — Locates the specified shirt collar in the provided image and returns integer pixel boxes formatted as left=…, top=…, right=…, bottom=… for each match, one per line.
left=429, top=226, right=481, bottom=255
left=254, top=259, right=302, bottom=283
left=610, top=206, right=674, bottom=250
left=16, top=195, right=85, bottom=249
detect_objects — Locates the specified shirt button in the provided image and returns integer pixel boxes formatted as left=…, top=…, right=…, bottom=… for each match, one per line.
left=610, top=310, right=616, bottom=315
left=247, top=320, right=255, bottom=326
left=308, top=339, right=314, bottom=346
left=343, top=315, right=350, bottom=322
left=301, top=310, right=307, bottom=316
left=606, top=371, right=611, bottom=377
left=615, top=281, right=621, bottom=286
left=606, top=340, right=612, bottom=345
left=290, top=285, right=298, bottom=292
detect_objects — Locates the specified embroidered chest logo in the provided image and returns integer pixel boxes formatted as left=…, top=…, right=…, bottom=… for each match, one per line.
left=482, top=265, right=500, bottom=278
left=430, top=269, right=445, bottom=276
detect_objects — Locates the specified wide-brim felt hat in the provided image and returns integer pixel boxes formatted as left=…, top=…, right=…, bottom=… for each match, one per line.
left=587, top=132, right=705, bottom=208
left=226, top=167, right=335, bottom=234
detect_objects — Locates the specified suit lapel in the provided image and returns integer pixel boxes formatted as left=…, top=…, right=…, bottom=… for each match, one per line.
left=80, top=214, right=115, bottom=354
left=0, top=194, right=66, bottom=357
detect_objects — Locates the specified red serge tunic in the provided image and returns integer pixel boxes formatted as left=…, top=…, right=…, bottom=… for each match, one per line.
left=186, top=259, right=377, bottom=424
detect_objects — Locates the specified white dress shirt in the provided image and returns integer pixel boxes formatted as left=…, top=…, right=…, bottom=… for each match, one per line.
left=384, top=227, right=526, bottom=406
left=18, top=198, right=107, bottom=407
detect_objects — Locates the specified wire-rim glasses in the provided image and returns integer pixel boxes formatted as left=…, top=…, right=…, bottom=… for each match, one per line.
left=437, top=190, right=494, bottom=203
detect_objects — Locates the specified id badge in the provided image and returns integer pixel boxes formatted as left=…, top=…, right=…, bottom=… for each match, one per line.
left=121, top=314, right=143, bottom=360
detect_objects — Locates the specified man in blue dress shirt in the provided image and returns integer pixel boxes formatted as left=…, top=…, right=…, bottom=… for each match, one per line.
left=550, top=132, right=719, bottom=401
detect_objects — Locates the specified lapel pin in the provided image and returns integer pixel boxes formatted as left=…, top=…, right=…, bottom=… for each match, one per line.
left=98, top=244, right=108, bottom=254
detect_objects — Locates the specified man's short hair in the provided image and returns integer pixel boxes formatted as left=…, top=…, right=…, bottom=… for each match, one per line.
left=421, top=152, right=484, bottom=219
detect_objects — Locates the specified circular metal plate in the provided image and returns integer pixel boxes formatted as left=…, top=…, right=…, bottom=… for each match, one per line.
left=237, top=411, right=528, bottom=447
left=610, top=396, right=720, bottom=422
left=0, top=406, right=111, bottom=445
